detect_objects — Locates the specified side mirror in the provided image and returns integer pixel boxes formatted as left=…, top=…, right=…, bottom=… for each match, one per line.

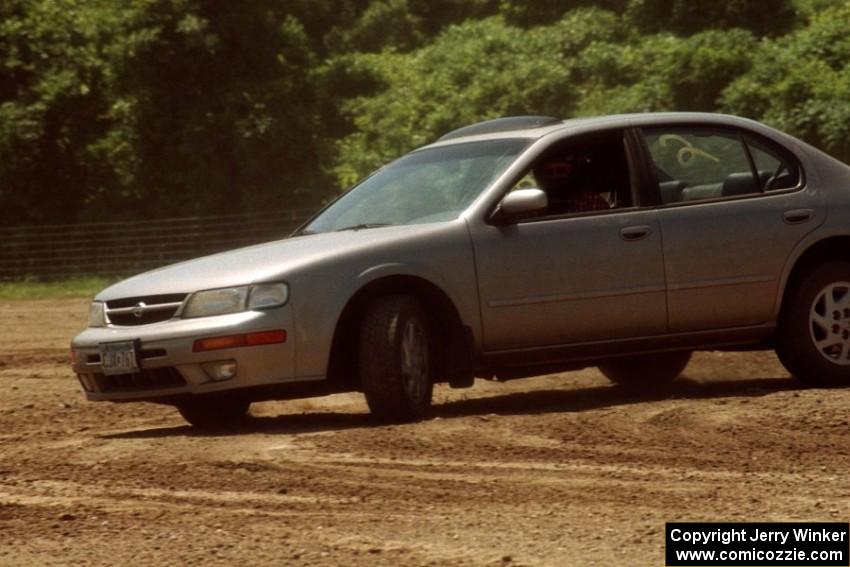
left=494, top=188, right=548, bottom=222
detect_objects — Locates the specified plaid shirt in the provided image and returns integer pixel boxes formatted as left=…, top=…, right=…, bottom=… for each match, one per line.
left=552, top=189, right=610, bottom=214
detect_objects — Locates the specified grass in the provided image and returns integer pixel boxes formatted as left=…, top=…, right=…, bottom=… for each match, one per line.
left=0, top=276, right=113, bottom=301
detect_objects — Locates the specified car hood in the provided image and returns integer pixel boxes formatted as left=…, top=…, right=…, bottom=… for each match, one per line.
left=96, top=223, right=453, bottom=301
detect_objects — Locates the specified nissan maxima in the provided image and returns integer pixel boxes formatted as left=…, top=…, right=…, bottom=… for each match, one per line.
left=71, top=113, right=850, bottom=426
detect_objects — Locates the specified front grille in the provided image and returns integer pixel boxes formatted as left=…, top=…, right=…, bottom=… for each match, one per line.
left=106, top=294, right=187, bottom=326
left=91, top=367, right=186, bottom=393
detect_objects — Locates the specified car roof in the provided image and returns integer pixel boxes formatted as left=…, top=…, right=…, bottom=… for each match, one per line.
left=425, top=112, right=772, bottom=148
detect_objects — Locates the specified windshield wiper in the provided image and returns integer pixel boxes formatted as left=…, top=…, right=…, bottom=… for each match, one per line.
left=335, top=223, right=390, bottom=232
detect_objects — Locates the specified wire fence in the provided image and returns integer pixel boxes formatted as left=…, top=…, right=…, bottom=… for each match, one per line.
left=0, top=208, right=315, bottom=282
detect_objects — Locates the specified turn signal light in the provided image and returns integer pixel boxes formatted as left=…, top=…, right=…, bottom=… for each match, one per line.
left=193, top=330, right=287, bottom=352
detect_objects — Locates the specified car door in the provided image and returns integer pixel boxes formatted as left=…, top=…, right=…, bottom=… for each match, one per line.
left=640, top=125, right=825, bottom=333
left=470, top=130, right=668, bottom=352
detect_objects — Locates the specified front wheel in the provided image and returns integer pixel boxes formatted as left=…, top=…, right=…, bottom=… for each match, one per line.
left=359, top=295, right=433, bottom=422
left=776, top=261, right=850, bottom=386
left=598, top=351, right=691, bottom=388
left=175, top=397, right=251, bottom=428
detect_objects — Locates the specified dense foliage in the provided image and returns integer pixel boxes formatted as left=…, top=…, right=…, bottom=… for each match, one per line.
left=1, top=0, right=848, bottom=225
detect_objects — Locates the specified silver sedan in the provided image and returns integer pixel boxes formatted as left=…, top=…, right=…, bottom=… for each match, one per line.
left=71, top=112, right=850, bottom=426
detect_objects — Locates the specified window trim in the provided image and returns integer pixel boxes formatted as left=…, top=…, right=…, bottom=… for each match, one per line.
left=629, top=126, right=663, bottom=207
left=738, top=130, right=762, bottom=192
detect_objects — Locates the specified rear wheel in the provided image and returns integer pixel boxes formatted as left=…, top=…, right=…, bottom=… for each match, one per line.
left=776, top=261, right=850, bottom=386
left=359, top=295, right=433, bottom=422
left=176, top=397, right=251, bottom=428
left=598, top=351, right=691, bottom=387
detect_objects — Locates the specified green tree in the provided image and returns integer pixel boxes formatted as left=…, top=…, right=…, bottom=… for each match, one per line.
left=104, top=0, right=327, bottom=216
left=332, top=9, right=624, bottom=185
left=325, top=0, right=504, bottom=54
left=722, top=4, right=850, bottom=162
left=328, top=0, right=425, bottom=53
left=625, top=0, right=795, bottom=37
left=1, top=0, right=844, bottom=227
left=0, top=0, right=119, bottom=225
left=576, top=29, right=756, bottom=115
left=501, top=0, right=627, bottom=27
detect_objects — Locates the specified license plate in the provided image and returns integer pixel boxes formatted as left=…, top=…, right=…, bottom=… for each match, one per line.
left=99, top=341, right=139, bottom=376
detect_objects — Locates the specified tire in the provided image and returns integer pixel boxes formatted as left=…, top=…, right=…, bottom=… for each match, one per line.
left=598, top=351, right=691, bottom=387
left=776, top=261, right=850, bottom=386
left=176, top=397, right=251, bottom=428
left=359, top=295, right=433, bottom=422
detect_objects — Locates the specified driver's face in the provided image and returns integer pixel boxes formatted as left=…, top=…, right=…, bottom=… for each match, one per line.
left=540, top=159, right=573, bottom=180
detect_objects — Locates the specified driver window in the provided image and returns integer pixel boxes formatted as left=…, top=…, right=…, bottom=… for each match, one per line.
left=509, top=131, right=633, bottom=216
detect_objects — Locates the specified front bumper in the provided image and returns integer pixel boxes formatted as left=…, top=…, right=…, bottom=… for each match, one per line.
left=70, top=306, right=304, bottom=402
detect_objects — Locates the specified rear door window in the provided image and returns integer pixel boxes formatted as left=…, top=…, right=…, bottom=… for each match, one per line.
left=642, top=128, right=757, bottom=204
left=641, top=127, right=802, bottom=205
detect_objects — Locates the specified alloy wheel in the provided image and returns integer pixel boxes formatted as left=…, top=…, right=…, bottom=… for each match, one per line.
left=809, top=281, right=850, bottom=366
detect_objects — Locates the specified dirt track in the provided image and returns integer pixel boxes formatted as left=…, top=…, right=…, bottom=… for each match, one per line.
left=1, top=299, right=849, bottom=565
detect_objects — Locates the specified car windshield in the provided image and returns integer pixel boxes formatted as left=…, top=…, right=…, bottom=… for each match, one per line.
left=302, top=139, right=530, bottom=234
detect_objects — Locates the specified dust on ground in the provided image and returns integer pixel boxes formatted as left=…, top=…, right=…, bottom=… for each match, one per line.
left=1, top=299, right=848, bottom=565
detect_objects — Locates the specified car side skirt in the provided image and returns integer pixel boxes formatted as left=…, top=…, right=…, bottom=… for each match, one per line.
left=480, top=324, right=775, bottom=379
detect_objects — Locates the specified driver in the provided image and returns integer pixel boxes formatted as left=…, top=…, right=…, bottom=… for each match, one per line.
left=533, top=153, right=610, bottom=214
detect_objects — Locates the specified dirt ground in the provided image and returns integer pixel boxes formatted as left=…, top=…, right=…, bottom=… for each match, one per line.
left=1, top=299, right=849, bottom=566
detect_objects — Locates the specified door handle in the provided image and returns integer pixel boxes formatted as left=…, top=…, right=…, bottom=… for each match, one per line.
left=620, top=225, right=651, bottom=241
left=783, top=209, right=813, bottom=224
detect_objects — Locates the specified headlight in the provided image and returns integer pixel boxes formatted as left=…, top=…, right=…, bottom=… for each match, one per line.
left=248, top=283, right=289, bottom=310
left=183, top=287, right=249, bottom=318
left=88, top=301, right=105, bottom=327
left=182, top=283, right=288, bottom=318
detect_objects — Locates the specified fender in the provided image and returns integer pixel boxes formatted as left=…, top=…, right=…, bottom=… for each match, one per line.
left=351, top=261, right=481, bottom=347
left=773, top=227, right=850, bottom=319
left=290, top=227, right=482, bottom=379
